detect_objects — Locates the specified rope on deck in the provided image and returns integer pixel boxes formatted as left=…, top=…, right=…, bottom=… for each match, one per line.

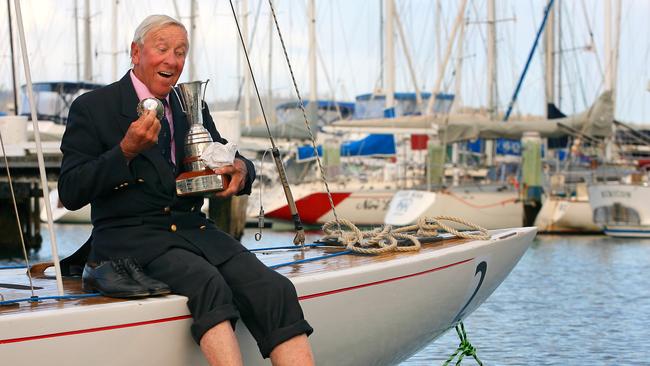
left=0, top=293, right=101, bottom=307
left=321, top=216, right=490, bottom=255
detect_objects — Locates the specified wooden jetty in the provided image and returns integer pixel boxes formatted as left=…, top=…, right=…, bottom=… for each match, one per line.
left=0, top=152, right=61, bottom=254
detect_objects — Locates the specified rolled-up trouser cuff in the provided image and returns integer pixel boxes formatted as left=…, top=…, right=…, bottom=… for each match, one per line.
left=191, top=304, right=240, bottom=344
left=258, top=319, right=314, bottom=358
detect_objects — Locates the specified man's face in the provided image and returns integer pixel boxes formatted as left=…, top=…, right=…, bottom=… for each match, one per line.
left=131, top=24, right=188, bottom=98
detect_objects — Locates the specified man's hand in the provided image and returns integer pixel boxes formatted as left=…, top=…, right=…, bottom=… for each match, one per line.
left=119, top=109, right=161, bottom=161
left=212, top=158, right=248, bottom=198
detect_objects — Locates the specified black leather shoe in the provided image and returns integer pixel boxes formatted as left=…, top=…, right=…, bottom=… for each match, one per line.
left=117, top=258, right=171, bottom=296
left=82, top=261, right=150, bottom=298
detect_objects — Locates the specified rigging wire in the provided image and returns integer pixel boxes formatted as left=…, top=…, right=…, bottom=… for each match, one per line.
left=265, top=0, right=343, bottom=232
left=13, top=0, right=65, bottom=295
left=0, top=121, right=35, bottom=298
left=228, top=0, right=310, bottom=244
left=235, top=0, right=264, bottom=109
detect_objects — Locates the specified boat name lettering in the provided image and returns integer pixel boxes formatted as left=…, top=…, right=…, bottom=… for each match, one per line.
left=601, top=191, right=630, bottom=198
left=356, top=198, right=391, bottom=211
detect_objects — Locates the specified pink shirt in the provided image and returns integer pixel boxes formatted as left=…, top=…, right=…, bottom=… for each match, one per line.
left=130, top=70, right=176, bottom=164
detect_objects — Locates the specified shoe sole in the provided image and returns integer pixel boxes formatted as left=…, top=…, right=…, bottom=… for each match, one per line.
left=82, top=280, right=150, bottom=298
left=147, top=288, right=172, bottom=296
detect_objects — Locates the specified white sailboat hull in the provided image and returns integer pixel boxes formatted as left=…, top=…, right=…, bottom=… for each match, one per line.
left=254, top=180, right=396, bottom=226
left=588, top=183, right=650, bottom=237
left=534, top=197, right=601, bottom=233
left=385, top=189, right=523, bottom=229
left=40, top=189, right=92, bottom=224
left=0, top=227, right=535, bottom=365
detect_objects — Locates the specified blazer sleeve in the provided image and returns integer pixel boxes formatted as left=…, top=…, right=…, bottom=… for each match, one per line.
left=202, top=102, right=256, bottom=196
left=58, top=98, right=136, bottom=210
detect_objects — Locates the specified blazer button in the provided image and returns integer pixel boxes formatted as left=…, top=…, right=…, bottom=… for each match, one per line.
left=137, top=178, right=145, bottom=183
left=163, top=206, right=171, bottom=213
left=123, top=182, right=129, bottom=187
left=170, top=224, right=177, bottom=232
left=199, top=225, right=206, bottom=230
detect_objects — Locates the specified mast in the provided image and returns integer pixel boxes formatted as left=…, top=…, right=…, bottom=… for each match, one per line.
left=83, top=0, right=92, bottom=81
left=452, top=11, right=465, bottom=112
left=74, top=0, right=80, bottom=80
left=7, top=0, right=18, bottom=114
left=503, top=0, right=555, bottom=122
left=13, top=0, right=65, bottom=295
left=544, top=0, right=556, bottom=112
left=556, top=0, right=562, bottom=106
left=242, top=0, right=251, bottom=127
left=485, top=0, right=497, bottom=166
left=604, top=0, right=612, bottom=92
left=612, top=0, right=621, bottom=105
left=267, top=9, right=274, bottom=123
left=487, top=0, right=496, bottom=119
left=308, top=0, right=317, bottom=103
left=379, top=0, right=384, bottom=91
left=189, top=0, right=197, bottom=81
left=435, top=0, right=441, bottom=66
left=384, top=0, right=395, bottom=113
left=111, top=0, right=118, bottom=81
left=393, top=1, right=422, bottom=107
left=427, top=0, right=467, bottom=115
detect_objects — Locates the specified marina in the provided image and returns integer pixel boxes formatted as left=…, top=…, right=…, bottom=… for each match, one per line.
left=1, top=228, right=649, bottom=365
left=1, top=0, right=650, bottom=364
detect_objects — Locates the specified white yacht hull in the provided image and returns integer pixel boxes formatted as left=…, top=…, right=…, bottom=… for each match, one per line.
left=385, top=189, right=523, bottom=229
left=252, top=180, right=396, bottom=226
left=0, top=227, right=535, bottom=366
left=588, top=183, right=650, bottom=237
left=534, top=196, right=601, bottom=233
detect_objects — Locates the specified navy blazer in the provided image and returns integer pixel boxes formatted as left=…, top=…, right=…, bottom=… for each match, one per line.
left=58, top=71, right=255, bottom=266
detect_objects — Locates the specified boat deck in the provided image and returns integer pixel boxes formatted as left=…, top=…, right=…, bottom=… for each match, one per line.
left=0, top=235, right=473, bottom=316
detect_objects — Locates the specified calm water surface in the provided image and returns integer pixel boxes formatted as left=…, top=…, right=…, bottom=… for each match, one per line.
left=2, top=226, right=649, bottom=365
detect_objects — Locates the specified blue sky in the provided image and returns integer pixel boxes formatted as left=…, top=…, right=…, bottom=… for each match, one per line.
left=1, top=0, right=649, bottom=124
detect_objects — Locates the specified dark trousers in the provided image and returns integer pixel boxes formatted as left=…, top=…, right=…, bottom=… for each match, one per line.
left=145, top=248, right=313, bottom=358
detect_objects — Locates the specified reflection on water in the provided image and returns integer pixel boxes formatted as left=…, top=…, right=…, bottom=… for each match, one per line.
left=402, top=235, right=650, bottom=366
left=2, top=228, right=649, bottom=365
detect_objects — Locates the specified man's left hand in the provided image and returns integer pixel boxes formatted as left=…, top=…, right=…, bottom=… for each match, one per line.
left=212, top=158, right=248, bottom=198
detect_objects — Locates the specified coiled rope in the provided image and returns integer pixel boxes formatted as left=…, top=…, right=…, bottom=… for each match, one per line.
left=321, top=216, right=490, bottom=255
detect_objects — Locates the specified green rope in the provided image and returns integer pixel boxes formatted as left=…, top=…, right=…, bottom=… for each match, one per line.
left=443, top=322, right=483, bottom=366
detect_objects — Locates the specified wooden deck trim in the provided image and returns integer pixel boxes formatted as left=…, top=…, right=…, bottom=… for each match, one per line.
left=0, top=235, right=474, bottom=316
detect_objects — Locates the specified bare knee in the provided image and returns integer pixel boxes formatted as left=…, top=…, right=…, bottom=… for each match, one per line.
left=269, top=334, right=314, bottom=366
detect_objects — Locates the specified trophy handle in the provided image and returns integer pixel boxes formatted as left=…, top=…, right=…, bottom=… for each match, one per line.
left=171, top=86, right=186, bottom=113
left=201, top=79, right=210, bottom=107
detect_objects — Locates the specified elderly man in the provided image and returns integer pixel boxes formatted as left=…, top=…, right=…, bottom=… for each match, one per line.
left=58, top=14, right=314, bottom=366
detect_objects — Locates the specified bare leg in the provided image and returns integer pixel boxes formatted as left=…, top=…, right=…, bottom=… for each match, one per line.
left=199, top=321, right=243, bottom=366
left=269, top=334, right=315, bottom=366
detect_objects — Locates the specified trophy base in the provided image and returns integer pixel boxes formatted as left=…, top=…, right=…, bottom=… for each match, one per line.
left=176, top=169, right=229, bottom=197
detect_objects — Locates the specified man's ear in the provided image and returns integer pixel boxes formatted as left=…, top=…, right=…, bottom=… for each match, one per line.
left=130, top=42, right=140, bottom=65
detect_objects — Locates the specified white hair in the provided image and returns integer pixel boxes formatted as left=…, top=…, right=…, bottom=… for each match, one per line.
left=131, top=15, right=187, bottom=57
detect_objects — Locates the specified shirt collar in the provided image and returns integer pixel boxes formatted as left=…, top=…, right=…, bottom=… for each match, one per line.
left=130, top=70, right=171, bottom=105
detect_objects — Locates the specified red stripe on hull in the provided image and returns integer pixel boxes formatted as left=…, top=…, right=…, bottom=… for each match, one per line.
left=298, top=258, right=472, bottom=300
left=0, top=315, right=192, bottom=344
left=1, top=258, right=472, bottom=344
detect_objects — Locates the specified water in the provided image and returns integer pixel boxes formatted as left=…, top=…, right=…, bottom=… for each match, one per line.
left=2, top=227, right=650, bottom=365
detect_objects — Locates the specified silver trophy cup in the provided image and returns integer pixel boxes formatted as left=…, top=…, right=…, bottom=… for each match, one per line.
left=173, top=80, right=227, bottom=196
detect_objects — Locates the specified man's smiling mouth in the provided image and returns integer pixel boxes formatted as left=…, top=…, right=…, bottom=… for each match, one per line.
left=158, top=71, right=173, bottom=78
